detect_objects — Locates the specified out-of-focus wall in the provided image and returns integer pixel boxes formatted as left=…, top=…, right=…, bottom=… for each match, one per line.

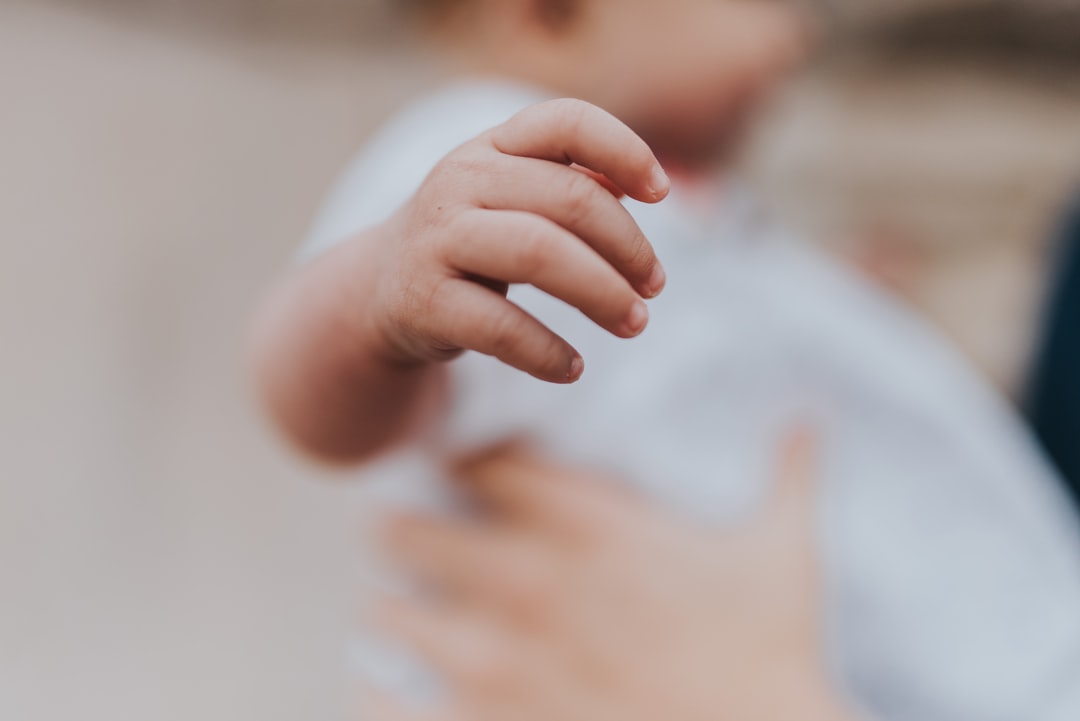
left=0, top=2, right=434, bottom=720
left=46, top=0, right=400, bottom=44
left=748, top=57, right=1080, bottom=394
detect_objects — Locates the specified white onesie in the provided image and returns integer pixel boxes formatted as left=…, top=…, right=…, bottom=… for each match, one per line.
left=305, top=80, right=1080, bottom=721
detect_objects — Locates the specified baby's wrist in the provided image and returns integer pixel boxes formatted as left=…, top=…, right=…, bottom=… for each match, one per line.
left=337, top=216, right=439, bottom=370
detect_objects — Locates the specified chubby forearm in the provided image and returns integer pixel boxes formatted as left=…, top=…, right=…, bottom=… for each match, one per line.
left=250, top=227, right=448, bottom=466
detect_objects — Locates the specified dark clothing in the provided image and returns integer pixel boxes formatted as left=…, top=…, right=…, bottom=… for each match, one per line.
left=1028, top=200, right=1080, bottom=508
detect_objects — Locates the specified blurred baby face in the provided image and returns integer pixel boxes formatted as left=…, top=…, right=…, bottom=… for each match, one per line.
left=571, top=0, right=810, bottom=166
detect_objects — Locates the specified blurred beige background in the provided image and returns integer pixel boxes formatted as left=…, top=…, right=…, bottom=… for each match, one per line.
left=2, top=1, right=1079, bottom=720
left=0, top=2, right=434, bottom=719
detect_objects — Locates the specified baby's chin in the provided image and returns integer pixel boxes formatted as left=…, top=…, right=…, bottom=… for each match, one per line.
left=650, top=114, right=754, bottom=174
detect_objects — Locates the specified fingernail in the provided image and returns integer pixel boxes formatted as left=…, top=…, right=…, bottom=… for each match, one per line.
left=649, top=165, right=670, bottom=198
left=568, top=356, right=585, bottom=381
left=624, top=301, right=650, bottom=336
left=645, top=264, right=667, bottom=298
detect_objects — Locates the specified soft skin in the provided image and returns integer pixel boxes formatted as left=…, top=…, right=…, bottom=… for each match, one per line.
left=369, top=430, right=861, bottom=721
left=251, top=101, right=667, bottom=462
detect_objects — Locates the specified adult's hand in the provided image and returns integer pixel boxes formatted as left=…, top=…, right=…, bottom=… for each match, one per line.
left=372, top=430, right=857, bottom=721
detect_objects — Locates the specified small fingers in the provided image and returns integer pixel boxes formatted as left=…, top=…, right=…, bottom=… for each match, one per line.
left=491, top=98, right=669, bottom=203
left=477, top=160, right=666, bottom=298
left=452, top=448, right=644, bottom=538
left=443, top=209, right=649, bottom=338
left=421, top=280, right=583, bottom=383
left=380, top=513, right=563, bottom=623
left=374, top=596, right=517, bottom=697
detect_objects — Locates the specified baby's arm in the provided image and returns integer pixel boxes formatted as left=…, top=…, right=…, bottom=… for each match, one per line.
left=251, top=100, right=670, bottom=465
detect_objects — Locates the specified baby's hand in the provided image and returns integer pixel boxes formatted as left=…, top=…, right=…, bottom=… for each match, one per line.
left=369, top=99, right=670, bottom=383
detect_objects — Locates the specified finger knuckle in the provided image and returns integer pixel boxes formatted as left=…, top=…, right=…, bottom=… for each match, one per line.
left=488, top=311, right=526, bottom=359
left=440, top=207, right=478, bottom=251
left=411, top=272, right=445, bottom=316
left=412, top=190, right=467, bottom=241
left=551, top=98, right=594, bottom=134
left=512, top=224, right=554, bottom=273
left=623, top=230, right=656, bottom=273
left=387, top=283, right=426, bottom=339
left=390, top=275, right=452, bottom=348
left=431, top=150, right=487, bottom=191
left=417, top=282, right=464, bottom=357
left=562, top=171, right=600, bottom=226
